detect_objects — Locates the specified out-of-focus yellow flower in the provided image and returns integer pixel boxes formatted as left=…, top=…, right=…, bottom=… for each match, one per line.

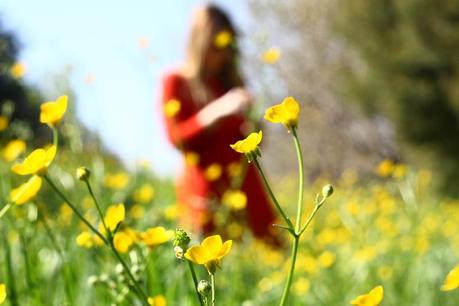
left=141, top=227, right=173, bottom=249
left=104, top=172, right=129, bottom=189
left=318, top=251, right=336, bottom=268
left=441, top=264, right=459, bottom=291
left=59, top=204, right=74, bottom=227
left=262, top=47, right=281, bottom=64
left=293, top=277, right=310, bottom=295
left=264, top=97, right=300, bottom=129
left=10, top=62, right=26, bottom=78
left=76, top=231, right=96, bottom=248
left=10, top=175, right=42, bottom=205
left=0, top=116, right=8, bottom=131
left=392, top=164, right=407, bottom=178
left=0, top=283, right=6, bottom=304
left=113, top=230, right=135, bottom=253
left=11, top=145, right=56, bottom=176
left=376, top=159, right=394, bottom=177
left=230, top=131, right=262, bottom=156
left=214, top=30, right=232, bottom=48
left=3, top=139, right=26, bottom=162
left=185, top=235, right=232, bottom=274
left=164, top=99, right=181, bottom=118
left=185, top=151, right=199, bottom=166
left=164, top=204, right=178, bottom=221
left=351, top=285, right=384, bottom=306
left=133, top=184, right=155, bottom=203
left=148, top=295, right=166, bottom=306
left=378, top=266, right=394, bottom=280
left=129, top=204, right=145, bottom=220
left=226, top=162, right=242, bottom=177
left=204, top=163, right=222, bottom=181
left=103, top=203, right=125, bottom=232
left=40, top=95, right=68, bottom=126
left=222, top=190, right=247, bottom=210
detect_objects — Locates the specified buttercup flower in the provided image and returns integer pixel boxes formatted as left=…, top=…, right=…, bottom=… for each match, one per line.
left=441, top=264, right=459, bottom=291
left=102, top=203, right=125, bottom=233
left=222, top=190, right=247, bottom=210
left=104, top=172, right=129, bottom=189
left=214, top=30, right=232, bottom=48
left=40, top=95, right=68, bottom=126
left=10, top=62, right=26, bottom=78
left=2, top=139, right=26, bottom=162
left=113, top=230, right=135, bottom=253
left=185, top=235, right=232, bottom=274
left=351, top=285, right=384, bottom=306
left=204, top=163, right=222, bottom=181
left=0, top=283, right=6, bottom=304
left=10, top=175, right=42, bottom=205
left=264, top=97, right=300, bottom=129
left=141, top=226, right=173, bottom=248
left=148, top=295, right=166, bottom=306
left=230, top=131, right=262, bottom=162
left=11, top=145, right=56, bottom=176
left=76, top=166, right=91, bottom=181
left=262, top=47, right=281, bottom=64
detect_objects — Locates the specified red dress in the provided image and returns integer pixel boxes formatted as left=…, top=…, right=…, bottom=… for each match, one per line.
left=161, top=72, right=276, bottom=238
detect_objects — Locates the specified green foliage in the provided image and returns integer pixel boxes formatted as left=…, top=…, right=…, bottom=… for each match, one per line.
left=333, top=0, right=459, bottom=195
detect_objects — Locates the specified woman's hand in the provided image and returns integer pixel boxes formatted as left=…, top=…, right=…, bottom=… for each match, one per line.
left=197, top=87, right=253, bottom=127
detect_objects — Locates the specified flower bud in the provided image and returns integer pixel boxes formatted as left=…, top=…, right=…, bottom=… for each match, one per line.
left=76, top=166, right=91, bottom=181
left=174, top=246, right=184, bottom=259
left=197, top=280, right=211, bottom=296
left=322, top=184, right=333, bottom=198
left=173, top=228, right=191, bottom=249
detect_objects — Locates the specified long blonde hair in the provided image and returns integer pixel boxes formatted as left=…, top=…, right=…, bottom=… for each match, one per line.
left=181, top=4, right=243, bottom=102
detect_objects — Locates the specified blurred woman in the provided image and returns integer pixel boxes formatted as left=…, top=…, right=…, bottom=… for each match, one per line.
left=161, top=4, right=277, bottom=241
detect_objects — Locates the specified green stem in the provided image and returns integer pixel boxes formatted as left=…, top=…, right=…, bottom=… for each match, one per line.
left=3, top=231, right=19, bottom=306
left=19, top=233, right=34, bottom=301
left=84, top=180, right=111, bottom=239
left=108, top=241, right=150, bottom=305
left=52, top=127, right=59, bottom=147
left=187, top=260, right=205, bottom=306
left=292, top=127, right=305, bottom=233
left=253, top=159, right=293, bottom=229
left=210, top=273, right=216, bottom=306
left=43, top=175, right=107, bottom=244
left=279, top=236, right=299, bottom=306
left=0, top=203, right=11, bottom=219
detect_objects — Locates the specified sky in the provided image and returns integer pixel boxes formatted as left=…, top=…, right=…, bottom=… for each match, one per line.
left=0, top=0, right=251, bottom=176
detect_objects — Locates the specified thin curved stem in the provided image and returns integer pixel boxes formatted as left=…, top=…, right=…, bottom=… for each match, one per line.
left=43, top=175, right=107, bottom=244
left=210, top=273, right=216, bottom=306
left=292, top=127, right=305, bottom=233
left=279, top=236, right=299, bottom=306
left=253, top=159, right=293, bottom=229
left=187, top=260, right=205, bottom=306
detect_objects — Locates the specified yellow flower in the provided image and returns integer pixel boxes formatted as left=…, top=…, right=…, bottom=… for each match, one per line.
left=0, top=116, right=8, bottom=131
left=104, top=172, right=129, bottom=189
left=264, top=97, right=300, bottom=129
left=351, top=285, right=384, bottom=306
left=103, top=203, right=125, bottom=232
left=10, top=175, right=42, bottom=205
left=133, top=184, right=155, bottom=203
left=141, top=227, right=173, bottom=248
left=185, top=235, right=232, bottom=274
left=204, top=163, right=222, bottom=181
left=2, top=139, right=26, bottom=162
left=0, top=283, right=6, bottom=304
left=262, top=47, right=281, bottom=64
left=148, top=295, right=166, bottom=306
left=10, top=62, right=26, bottom=78
left=318, top=251, right=336, bottom=268
left=222, top=190, right=247, bottom=210
left=164, top=99, right=181, bottom=118
left=185, top=151, right=200, bottom=166
left=40, top=95, right=68, bottom=126
left=11, top=145, right=56, bottom=176
left=226, top=162, right=242, bottom=177
left=76, top=231, right=96, bottom=248
left=441, top=264, right=459, bottom=291
left=230, top=131, right=262, bottom=155
left=113, top=230, right=135, bottom=253
left=214, top=30, right=232, bottom=48
left=376, top=159, right=394, bottom=177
